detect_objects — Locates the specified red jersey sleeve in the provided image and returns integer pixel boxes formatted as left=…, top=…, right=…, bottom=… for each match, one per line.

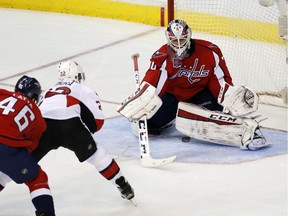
left=143, top=45, right=169, bottom=96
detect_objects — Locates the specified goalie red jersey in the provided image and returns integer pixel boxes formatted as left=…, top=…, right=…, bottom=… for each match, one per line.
left=143, top=39, right=233, bottom=101
left=39, top=81, right=105, bottom=133
left=0, top=89, right=46, bottom=151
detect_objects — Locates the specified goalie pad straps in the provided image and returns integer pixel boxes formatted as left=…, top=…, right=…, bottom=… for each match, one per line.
left=117, top=82, right=162, bottom=120
left=218, top=82, right=259, bottom=117
left=175, top=102, right=258, bottom=149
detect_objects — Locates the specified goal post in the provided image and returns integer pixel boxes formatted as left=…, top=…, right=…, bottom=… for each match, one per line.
left=167, top=0, right=287, bottom=106
left=167, top=0, right=174, bottom=23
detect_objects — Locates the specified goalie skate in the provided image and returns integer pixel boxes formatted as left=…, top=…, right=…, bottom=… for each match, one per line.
left=246, top=128, right=271, bottom=150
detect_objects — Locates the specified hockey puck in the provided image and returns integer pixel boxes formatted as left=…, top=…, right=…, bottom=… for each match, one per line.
left=182, top=136, right=191, bottom=142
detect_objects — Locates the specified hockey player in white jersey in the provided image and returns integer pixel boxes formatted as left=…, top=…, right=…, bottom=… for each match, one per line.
left=0, top=60, right=135, bottom=204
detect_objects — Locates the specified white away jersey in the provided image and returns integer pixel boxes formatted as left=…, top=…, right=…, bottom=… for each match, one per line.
left=39, top=81, right=104, bottom=133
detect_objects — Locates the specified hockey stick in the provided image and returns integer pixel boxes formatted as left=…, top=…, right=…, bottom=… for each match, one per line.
left=131, top=53, right=177, bottom=167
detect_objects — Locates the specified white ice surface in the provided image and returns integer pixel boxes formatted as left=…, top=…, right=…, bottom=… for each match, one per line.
left=0, top=8, right=287, bottom=216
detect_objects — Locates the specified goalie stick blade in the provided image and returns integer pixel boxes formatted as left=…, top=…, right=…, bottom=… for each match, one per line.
left=141, top=155, right=177, bottom=168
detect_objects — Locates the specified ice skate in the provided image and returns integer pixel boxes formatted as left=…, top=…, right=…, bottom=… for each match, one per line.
left=35, top=210, right=46, bottom=216
left=116, top=176, right=135, bottom=200
left=247, top=128, right=271, bottom=150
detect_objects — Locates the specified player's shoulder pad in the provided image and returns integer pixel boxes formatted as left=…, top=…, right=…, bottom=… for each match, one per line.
left=82, top=85, right=101, bottom=99
left=195, top=39, right=222, bottom=54
left=151, top=45, right=168, bottom=67
left=0, top=89, right=11, bottom=96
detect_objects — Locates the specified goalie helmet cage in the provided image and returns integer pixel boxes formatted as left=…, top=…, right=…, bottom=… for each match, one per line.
left=167, top=0, right=287, bottom=107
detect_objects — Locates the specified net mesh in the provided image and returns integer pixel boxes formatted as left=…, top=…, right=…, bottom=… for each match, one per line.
left=174, top=0, right=287, bottom=106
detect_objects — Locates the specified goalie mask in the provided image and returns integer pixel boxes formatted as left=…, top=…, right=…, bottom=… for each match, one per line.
left=58, top=60, right=86, bottom=84
left=165, top=19, right=192, bottom=57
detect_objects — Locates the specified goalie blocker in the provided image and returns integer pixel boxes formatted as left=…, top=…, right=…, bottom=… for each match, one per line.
left=175, top=102, right=270, bottom=150
left=117, top=82, right=162, bottom=120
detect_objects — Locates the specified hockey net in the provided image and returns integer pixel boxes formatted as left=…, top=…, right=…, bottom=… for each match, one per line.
left=172, top=0, right=287, bottom=107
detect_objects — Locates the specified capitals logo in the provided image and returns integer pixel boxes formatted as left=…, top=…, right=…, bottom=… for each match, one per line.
left=170, top=58, right=209, bottom=84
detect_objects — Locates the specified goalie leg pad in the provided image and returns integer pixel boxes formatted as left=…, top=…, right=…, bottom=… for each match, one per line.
left=175, top=102, right=268, bottom=150
left=117, top=82, right=162, bottom=120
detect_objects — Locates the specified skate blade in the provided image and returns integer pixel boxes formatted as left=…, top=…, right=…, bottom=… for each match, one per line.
left=129, top=198, right=138, bottom=207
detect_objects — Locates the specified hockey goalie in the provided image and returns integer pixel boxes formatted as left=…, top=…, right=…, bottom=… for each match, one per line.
left=117, top=19, right=271, bottom=150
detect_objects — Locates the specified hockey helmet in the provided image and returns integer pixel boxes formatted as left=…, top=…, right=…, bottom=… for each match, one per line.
left=58, top=60, right=85, bottom=84
left=165, top=19, right=192, bottom=57
left=15, top=75, right=42, bottom=103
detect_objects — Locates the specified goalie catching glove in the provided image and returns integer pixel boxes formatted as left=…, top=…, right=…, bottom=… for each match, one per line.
left=117, top=82, right=162, bottom=120
left=218, top=82, right=259, bottom=117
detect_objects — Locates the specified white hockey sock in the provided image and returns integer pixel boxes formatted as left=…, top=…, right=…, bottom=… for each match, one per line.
left=85, top=145, right=123, bottom=185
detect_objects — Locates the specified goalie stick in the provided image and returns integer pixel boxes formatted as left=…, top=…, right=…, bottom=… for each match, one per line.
left=131, top=53, right=177, bottom=167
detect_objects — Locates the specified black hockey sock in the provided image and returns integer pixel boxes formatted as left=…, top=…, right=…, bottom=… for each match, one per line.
left=32, top=195, right=55, bottom=216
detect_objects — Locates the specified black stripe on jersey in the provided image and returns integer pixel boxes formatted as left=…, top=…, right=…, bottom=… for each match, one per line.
left=80, top=102, right=97, bottom=133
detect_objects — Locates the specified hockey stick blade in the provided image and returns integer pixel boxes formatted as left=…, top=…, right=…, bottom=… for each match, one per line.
left=141, top=154, right=177, bottom=168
